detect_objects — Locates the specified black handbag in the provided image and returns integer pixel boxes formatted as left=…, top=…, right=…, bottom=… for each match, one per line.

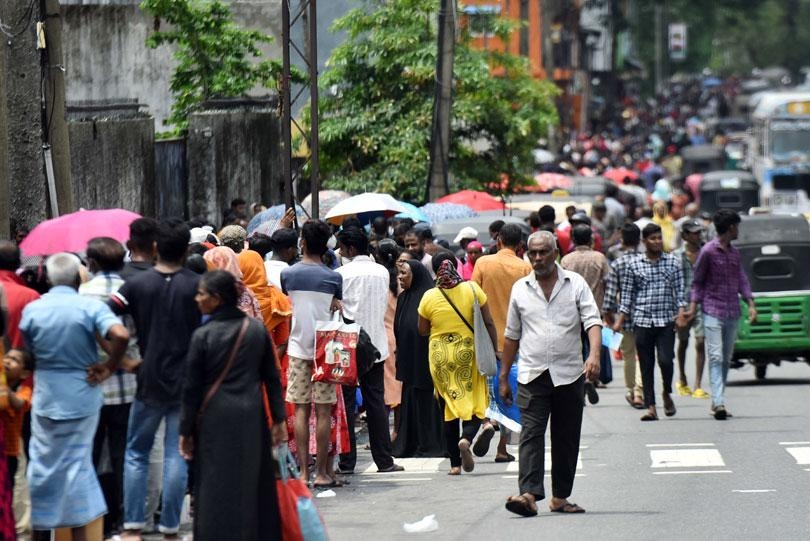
left=342, top=315, right=381, bottom=378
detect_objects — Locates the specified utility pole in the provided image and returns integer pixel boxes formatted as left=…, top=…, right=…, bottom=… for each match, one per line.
left=426, top=0, right=455, bottom=202
left=0, top=33, right=10, bottom=239
left=654, top=1, right=662, bottom=94
left=41, top=0, right=74, bottom=216
left=281, top=0, right=319, bottom=220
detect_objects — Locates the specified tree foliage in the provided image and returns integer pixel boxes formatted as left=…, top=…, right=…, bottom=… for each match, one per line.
left=140, top=0, right=287, bottom=130
left=632, top=0, right=810, bottom=78
left=313, top=0, right=559, bottom=202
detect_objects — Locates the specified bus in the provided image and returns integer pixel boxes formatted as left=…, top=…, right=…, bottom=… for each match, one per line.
left=750, top=91, right=810, bottom=213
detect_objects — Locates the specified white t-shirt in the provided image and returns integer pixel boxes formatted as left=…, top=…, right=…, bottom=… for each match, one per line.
left=337, top=256, right=390, bottom=360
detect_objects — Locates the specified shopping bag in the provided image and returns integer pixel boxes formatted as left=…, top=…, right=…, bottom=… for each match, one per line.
left=313, top=313, right=359, bottom=386
left=469, top=284, right=497, bottom=376
left=276, top=445, right=328, bottom=541
left=486, top=359, right=521, bottom=432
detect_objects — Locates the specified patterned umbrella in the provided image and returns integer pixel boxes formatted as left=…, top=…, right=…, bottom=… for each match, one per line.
left=247, top=203, right=307, bottom=234
left=419, top=202, right=478, bottom=224
left=301, top=190, right=352, bottom=219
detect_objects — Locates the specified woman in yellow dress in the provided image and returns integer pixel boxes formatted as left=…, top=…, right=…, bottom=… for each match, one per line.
left=417, top=253, right=498, bottom=475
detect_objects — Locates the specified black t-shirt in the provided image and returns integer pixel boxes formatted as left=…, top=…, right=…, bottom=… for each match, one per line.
left=110, top=267, right=201, bottom=406
left=119, top=260, right=154, bottom=281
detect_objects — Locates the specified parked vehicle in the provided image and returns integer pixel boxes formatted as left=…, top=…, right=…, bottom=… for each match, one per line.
left=699, top=171, right=760, bottom=215
left=681, top=145, right=726, bottom=177
left=732, top=213, right=810, bottom=378
left=431, top=211, right=531, bottom=250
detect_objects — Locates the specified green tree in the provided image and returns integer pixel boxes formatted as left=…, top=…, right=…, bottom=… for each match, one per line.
left=314, top=0, right=559, bottom=202
left=141, top=0, right=287, bottom=130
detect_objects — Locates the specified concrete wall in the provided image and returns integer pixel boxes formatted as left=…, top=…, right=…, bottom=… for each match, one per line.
left=69, top=113, right=156, bottom=216
left=61, top=0, right=286, bottom=130
left=186, top=102, right=281, bottom=225
left=61, top=0, right=353, bottom=129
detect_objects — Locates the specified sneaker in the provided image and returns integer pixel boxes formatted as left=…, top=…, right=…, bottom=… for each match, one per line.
left=675, top=382, right=692, bottom=396
left=713, top=405, right=727, bottom=420
left=692, top=388, right=710, bottom=399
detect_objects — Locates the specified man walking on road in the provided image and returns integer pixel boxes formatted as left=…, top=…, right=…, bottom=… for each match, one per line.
left=470, top=223, right=531, bottom=462
left=500, top=231, right=601, bottom=517
left=688, top=209, right=756, bottom=420
left=561, top=224, right=611, bottom=405
left=673, top=218, right=707, bottom=398
left=615, top=223, right=686, bottom=422
left=336, top=227, right=403, bottom=474
left=603, top=224, right=644, bottom=409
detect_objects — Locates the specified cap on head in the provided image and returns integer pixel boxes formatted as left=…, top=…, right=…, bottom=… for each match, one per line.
left=570, top=212, right=592, bottom=226
left=453, top=226, right=478, bottom=244
left=681, top=218, right=704, bottom=234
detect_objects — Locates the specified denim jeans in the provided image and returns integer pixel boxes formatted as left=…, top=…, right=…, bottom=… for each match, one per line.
left=123, top=399, right=187, bottom=534
left=703, top=313, right=739, bottom=408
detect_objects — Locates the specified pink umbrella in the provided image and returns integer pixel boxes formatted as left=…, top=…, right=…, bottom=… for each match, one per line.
left=20, top=208, right=142, bottom=257
left=525, top=173, right=573, bottom=193
left=435, top=190, right=505, bottom=211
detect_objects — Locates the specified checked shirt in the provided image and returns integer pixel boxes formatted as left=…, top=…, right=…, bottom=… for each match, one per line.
left=619, top=252, right=686, bottom=328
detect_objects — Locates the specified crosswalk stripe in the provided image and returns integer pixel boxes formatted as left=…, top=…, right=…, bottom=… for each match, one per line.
left=784, top=447, right=810, bottom=465
left=650, top=449, right=725, bottom=468
left=505, top=452, right=583, bottom=472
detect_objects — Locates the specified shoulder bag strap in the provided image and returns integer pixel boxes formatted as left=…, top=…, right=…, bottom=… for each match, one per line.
left=438, top=287, right=474, bottom=333
left=197, top=317, right=250, bottom=425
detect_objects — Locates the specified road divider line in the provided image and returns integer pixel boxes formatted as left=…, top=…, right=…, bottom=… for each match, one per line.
left=653, top=470, right=733, bottom=475
left=360, top=477, right=433, bottom=482
left=732, top=489, right=776, bottom=493
left=779, top=442, right=810, bottom=445
left=646, top=443, right=715, bottom=447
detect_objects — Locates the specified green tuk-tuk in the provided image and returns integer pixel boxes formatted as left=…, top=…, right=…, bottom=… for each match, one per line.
left=733, top=214, right=810, bottom=378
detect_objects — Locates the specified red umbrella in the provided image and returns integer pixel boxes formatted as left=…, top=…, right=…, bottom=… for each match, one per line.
left=20, top=208, right=142, bottom=257
left=603, top=167, right=639, bottom=184
left=435, top=190, right=505, bottom=211
left=524, top=173, right=573, bottom=193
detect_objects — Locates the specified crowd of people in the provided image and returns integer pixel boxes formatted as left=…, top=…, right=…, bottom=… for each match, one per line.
left=0, top=76, right=759, bottom=538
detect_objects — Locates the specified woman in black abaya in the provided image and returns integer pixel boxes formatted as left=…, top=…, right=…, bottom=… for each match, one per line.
left=391, top=259, right=446, bottom=458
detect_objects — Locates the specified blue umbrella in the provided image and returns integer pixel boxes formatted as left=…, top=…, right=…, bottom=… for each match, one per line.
left=247, top=203, right=308, bottom=234
left=703, top=77, right=722, bottom=88
left=395, top=201, right=430, bottom=224
left=419, top=202, right=478, bottom=224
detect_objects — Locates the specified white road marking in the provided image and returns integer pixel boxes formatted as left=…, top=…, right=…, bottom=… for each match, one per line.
left=784, top=447, right=810, bottom=465
left=360, top=477, right=433, bottom=482
left=650, top=449, right=725, bottom=468
left=501, top=474, right=586, bottom=479
left=505, top=452, right=583, bottom=472
left=779, top=441, right=810, bottom=445
left=645, top=443, right=715, bottom=448
left=361, top=457, right=446, bottom=474
left=653, top=470, right=733, bottom=475
left=732, top=489, right=776, bottom=493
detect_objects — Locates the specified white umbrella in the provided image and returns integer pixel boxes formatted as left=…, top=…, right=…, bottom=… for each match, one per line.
left=324, top=193, right=409, bottom=225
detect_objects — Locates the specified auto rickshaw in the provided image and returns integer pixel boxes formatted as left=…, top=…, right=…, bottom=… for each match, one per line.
left=699, top=171, right=760, bottom=215
left=732, top=213, right=810, bottom=378
left=681, top=145, right=726, bottom=177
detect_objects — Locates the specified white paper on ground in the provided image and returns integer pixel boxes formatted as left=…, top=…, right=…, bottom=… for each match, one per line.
left=403, top=514, right=439, bottom=533
left=316, top=489, right=337, bottom=498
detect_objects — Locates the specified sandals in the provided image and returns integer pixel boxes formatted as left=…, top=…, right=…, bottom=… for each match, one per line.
left=640, top=411, right=658, bottom=421
left=472, top=424, right=495, bottom=457
left=447, top=466, right=461, bottom=476
left=505, top=495, right=538, bottom=517
left=458, top=439, right=475, bottom=472
left=550, top=502, right=586, bottom=513
left=495, top=453, right=516, bottom=463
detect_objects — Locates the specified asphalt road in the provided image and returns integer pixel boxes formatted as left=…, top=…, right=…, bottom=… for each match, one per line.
left=316, top=359, right=810, bottom=541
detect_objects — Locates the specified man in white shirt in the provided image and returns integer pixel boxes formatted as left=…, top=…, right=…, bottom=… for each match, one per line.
left=336, top=227, right=403, bottom=473
left=500, top=231, right=601, bottom=517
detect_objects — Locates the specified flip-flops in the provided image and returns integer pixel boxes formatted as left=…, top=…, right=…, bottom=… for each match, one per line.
left=495, top=453, right=516, bottom=463
left=458, top=439, right=475, bottom=472
left=472, top=424, right=495, bottom=457
left=640, top=411, right=658, bottom=421
left=505, top=495, right=538, bottom=517
left=550, top=502, right=586, bottom=513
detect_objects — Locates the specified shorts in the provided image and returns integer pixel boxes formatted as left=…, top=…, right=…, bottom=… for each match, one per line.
left=677, top=309, right=704, bottom=341
left=285, top=356, right=337, bottom=405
